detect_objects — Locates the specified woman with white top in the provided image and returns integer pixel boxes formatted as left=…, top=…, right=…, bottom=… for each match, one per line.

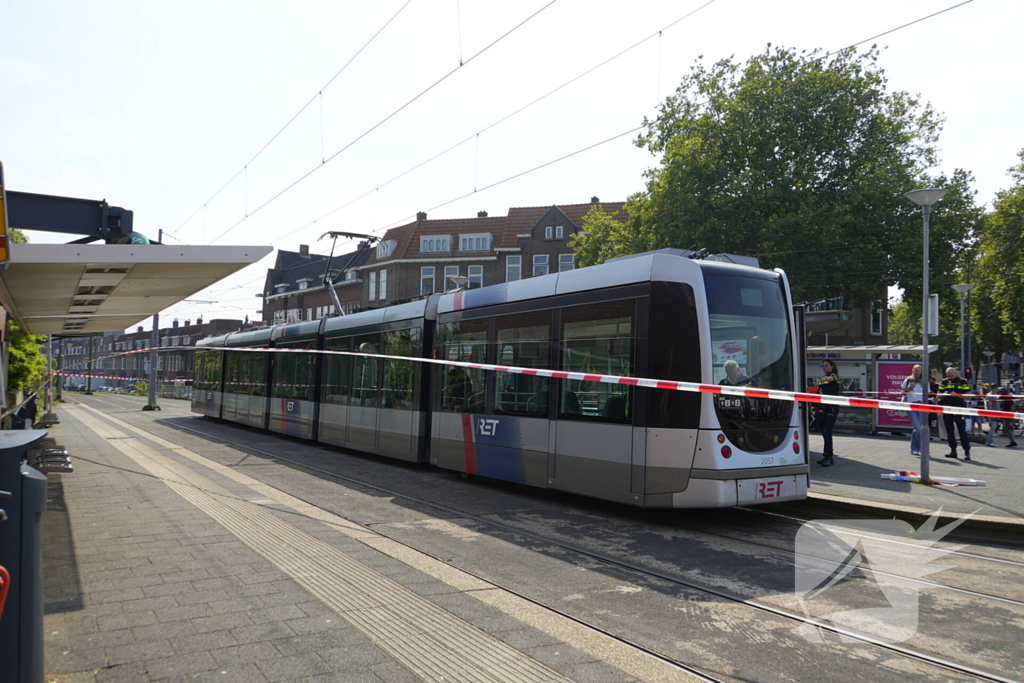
left=901, top=364, right=926, bottom=456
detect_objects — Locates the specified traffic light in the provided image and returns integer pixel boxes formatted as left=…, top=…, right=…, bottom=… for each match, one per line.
left=964, top=367, right=973, bottom=383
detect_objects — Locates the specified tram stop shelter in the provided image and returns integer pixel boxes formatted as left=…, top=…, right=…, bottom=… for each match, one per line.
left=805, top=344, right=939, bottom=435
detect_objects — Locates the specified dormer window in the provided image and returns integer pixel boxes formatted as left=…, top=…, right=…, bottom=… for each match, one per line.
left=459, top=233, right=492, bottom=252
left=297, top=278, right=313, bottom=290
left=377, top=241, right=390, bottom=259
left=274, top=284, right=288, bottom=294
left=420, top=235, right=451, bottom=253
left=544, top=225, right=564, bottom=240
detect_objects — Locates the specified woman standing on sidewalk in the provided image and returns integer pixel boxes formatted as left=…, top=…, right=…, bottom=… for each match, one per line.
left=901, top=364, right=926, bottom=456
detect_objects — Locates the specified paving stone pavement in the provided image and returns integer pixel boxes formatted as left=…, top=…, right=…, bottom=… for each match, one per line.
left=40, top=401, right=666, bottom=683
left=806, top=426, right=1024, bottom=524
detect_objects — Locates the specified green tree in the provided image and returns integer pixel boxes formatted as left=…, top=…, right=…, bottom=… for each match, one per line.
left=7, top=322, right=48, bottom=396
left=976, top=149, right=1024, bottom=347
left=574, top=45, right=973, bottom=307
left=133, top=380, right=148, bottom=396
left=10, top=228, right=28, bottom=244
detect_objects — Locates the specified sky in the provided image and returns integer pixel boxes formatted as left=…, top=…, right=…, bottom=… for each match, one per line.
left=2, top=0, right=1021, bottom=330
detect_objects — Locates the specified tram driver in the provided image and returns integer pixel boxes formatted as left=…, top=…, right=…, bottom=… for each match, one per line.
left=720, top=360, right=754, bottom=387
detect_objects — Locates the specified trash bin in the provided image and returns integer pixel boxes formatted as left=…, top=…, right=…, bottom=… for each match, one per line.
left=0, top=430, right=50, bottom=683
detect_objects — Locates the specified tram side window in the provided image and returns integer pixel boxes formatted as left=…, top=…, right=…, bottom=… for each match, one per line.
left=322, top=337, right=352, bottom=405
left=383, top=328, right=418, bottom=409
left=494, top=312, right=551, bottom=416
left=436, top=319, right=487, bottom=413
left=195, top=350, right=222, bottom=390
left=351, top=334, right=381, bottom=407
left=560, top=300, right=635, bottom=422
left=273, top=341, right=315, bottom=401
left=226, top=350, right=266, bottom=396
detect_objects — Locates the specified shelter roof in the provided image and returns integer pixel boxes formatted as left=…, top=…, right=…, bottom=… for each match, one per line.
left=0, top=243, right=271, bottom=334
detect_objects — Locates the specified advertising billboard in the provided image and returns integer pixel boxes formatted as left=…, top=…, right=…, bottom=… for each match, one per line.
left=875, top=360, right=917, bottom=430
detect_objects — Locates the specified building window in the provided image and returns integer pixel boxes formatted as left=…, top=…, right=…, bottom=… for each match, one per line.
left=459, top=233, right=491, bottom=252
left=558, top=254, right=575, bottom=272
left=421, top=266, right=435, bottom=295
left=444, top=265, right=459, bottom=291
left=545, top=226, right=552, bottom=239
left=307, top=308, right=312, bottom=321
left=297, top=279, right=312, bottom=290
left=556, top=225, right=564, bottom=239
left=369, top=272, right=377, bottom=301
left=468, top=265, right=483, bottom=288
left=533, top=254, right=549, bottom=277
left=347, top=270, right=359, bottom=280
left=377, top=242, right=390, bottom=259
left=274, top=284, right=288, bottom=294
left=506, top=255, right=521, bottom=282
left=871, top=302, right=883, bottom=336
left=379, top=269, right=387, bottom=300
left=420, top=235, right=451, bottom=253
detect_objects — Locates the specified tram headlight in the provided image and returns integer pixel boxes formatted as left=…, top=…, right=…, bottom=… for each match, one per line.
left=721, top=445, right=732, bottom=458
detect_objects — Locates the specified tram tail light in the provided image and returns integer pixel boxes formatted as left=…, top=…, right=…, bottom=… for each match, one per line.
left=721, top=445, right=732, bottom=459
left=793, top=442, right=800, bottom=454
left=716, top=434, right=726, bottom=444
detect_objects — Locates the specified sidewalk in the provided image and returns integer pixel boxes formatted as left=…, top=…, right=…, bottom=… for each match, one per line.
left=802, top=426, right=1024, bottom=531
left=41, top=401, right=681, bottom=683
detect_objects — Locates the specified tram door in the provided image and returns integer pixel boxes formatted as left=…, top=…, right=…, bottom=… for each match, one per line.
left=347, top=335, right=381, bottom=451
left=552, top=300, right=637, bottom=496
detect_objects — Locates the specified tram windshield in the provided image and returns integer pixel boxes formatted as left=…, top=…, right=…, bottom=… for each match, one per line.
left=705, top=273, right=794, bottom=451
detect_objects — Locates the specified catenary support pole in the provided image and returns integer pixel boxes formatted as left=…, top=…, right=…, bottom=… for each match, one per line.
left=143, top=313, right=160, bottom=411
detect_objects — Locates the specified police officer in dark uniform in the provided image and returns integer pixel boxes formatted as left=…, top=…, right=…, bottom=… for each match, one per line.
left=817, top=359, right=841, bottom=467
left=938, top=367, right=972, bottom=460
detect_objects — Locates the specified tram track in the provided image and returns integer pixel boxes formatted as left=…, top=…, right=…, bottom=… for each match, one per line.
left=120, top=407, right=1023, bottom=683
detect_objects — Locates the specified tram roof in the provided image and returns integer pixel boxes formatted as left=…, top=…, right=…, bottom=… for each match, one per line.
left=437, top=252, right=774, bottom=314
left=0, top=243, right=272, bottom=334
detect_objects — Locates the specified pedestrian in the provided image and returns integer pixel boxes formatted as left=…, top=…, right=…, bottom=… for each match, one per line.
left=817, top=360, right=841, bottom=467
left=999, top=387, right=1018, bottom=448
left=931, top=375, right=946, bottom=442
left=938, top=367, right=972, bottom=461
left=984, top=384, right=1000, bottom=447
left=900, top=364, right=926, bottom=456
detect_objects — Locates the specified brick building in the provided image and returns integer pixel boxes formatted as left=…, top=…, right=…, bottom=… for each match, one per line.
left=261, top=246, right=371, bottom=324
left=359, top=198, right=626, bottom=306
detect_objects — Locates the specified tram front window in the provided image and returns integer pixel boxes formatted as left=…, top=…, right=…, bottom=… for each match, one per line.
left=705, top=273, right=793, bottom=452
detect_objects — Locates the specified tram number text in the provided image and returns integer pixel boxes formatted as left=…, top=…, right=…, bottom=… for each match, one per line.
left=760, top=457, right=774, bottom=466
left=718, top=398, right=745, bottom=409
left=478, top=419, right=499, bottom=437
left=756, top=480, right=784, bottom=499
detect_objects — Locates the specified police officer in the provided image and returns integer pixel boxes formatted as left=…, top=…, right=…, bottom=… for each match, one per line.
left=938, top=367, right=972, bottom=460
left=817, top=359, right=841, bottom=467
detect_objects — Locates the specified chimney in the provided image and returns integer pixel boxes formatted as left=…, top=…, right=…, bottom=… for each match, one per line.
left=416, top=211, right=427, bottom=221
left=172, top=318, right=179, bottom=328
left=591, top=196, right=600, bottom=204
left=137, top=326, right=143, bottom=334
left=300, top=244, right=310, bottom=258
left=185, top=319, right=191, bottom=327
left=477, top=211, right=488, bottom=218
left=197, top=315, right=203, bottom=326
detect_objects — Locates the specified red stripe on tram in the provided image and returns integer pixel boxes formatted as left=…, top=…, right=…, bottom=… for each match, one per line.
left=461, top=414, right=477, bottom=475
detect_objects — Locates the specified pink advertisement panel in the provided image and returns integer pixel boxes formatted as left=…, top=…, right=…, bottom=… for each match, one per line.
left=875, top=361, right=918, bottom=429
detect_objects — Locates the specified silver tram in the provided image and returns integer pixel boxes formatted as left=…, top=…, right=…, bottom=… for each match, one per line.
left=193, top=252, right=808, bottom=508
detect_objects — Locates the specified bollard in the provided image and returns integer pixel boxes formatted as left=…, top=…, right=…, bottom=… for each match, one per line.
left=0, top=430, right=50, bottom=683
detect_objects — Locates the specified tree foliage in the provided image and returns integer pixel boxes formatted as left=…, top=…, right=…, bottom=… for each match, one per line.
left=8, top=322, right=48, bottom=396
left=976, top=149, right=1024, bottom=348
left=573, top=45, right=975, bottom=307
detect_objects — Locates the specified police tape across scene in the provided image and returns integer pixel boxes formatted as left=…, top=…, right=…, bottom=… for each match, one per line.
left=50, top=344, right=1024, bottom=423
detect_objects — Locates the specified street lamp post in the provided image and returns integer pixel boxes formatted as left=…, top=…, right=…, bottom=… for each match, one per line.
left=905, top=188, right=948, bottom=485
left=952, top=284, right=974, bottom=378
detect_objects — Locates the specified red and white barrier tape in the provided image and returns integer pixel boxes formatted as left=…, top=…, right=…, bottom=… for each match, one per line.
left=52, top=344, right=1024, bottom=421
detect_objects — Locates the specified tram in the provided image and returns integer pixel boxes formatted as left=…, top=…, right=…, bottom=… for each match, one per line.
left=193, top=252, right=808, bottom=508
